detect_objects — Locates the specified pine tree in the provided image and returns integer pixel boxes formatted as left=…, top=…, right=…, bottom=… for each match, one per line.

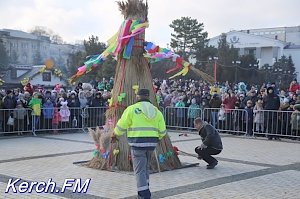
left=170, top=17, right=208, bottom=60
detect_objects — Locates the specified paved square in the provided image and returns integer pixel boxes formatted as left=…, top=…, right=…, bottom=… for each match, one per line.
left=0, top=131, right=299, bottom=199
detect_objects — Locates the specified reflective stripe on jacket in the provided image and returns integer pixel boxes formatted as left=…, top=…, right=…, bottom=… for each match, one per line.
left=114, top=101, right=166, bottom=149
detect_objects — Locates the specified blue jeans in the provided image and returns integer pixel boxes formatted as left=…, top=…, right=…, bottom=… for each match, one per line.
left=32, top=116, right=40, bottom=132
left=211, top=111, right=218, bottom=128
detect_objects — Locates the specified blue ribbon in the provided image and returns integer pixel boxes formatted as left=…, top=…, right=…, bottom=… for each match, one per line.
left=123, top=37, right=135, bottom=59
left=159, top=154, right=166, bottom=163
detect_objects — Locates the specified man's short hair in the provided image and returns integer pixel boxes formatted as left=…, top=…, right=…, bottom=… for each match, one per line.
left=194, top=117, right=203, bottom=125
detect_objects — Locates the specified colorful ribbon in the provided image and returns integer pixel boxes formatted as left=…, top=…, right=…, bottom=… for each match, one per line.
left=70, top=21, right=190, bottom=82
left=159, top=154, right=166, bottom=163
left=92, top=149, right=99, bottom=157
left=70, top=20, right=148, bottom=82
left=102, top=151, right=110, bottom=159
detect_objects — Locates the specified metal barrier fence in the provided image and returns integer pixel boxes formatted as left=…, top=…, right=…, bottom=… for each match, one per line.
left=252, top=110, right=299, bottom=139
left=83, top=107, right=108, bottom=129
left=1, top=106, right=300, bottom=139
left=34, top=107, right=84, bottom=134
left=203, top=108, right=249, bottom=135
left=0, top=107, right=109, bottom=135
left=0, top=108, right=32, bottom=135
left=164, top=106, right=202, bottom=130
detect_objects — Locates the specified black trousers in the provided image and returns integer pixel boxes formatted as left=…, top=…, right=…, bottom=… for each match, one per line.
left=195, top=147, right=222, bottom=165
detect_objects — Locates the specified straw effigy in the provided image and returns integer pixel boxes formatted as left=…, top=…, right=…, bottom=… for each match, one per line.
left=86, top=0, right=181, bottom=172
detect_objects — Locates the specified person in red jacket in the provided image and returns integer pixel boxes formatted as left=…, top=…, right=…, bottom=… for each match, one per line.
left=222, top=90, right=237, bottom=134
left=289, top=79, right=300, bottom=93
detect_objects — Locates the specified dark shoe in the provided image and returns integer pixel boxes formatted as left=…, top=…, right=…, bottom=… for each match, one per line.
left=206, top=161, right=218, bottom=169
left=267, top=137, right=273, bottom=140
left=274, top=137, right=281, bottom=141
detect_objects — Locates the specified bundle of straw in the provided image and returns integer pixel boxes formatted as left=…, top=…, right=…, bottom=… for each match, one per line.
left=85, top=0, right=182, bottom=172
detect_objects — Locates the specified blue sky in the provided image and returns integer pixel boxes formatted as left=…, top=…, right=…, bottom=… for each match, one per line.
left=0, top=0, right=299, bottom=46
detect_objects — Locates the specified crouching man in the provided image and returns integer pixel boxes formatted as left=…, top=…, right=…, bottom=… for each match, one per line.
left=194, top=117, right=223, bottom=169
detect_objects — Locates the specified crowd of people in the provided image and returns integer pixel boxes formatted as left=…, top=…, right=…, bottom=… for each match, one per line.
left=1, top=77, right=300, bottom=140
left=154, top=78, right=300, bottom=140
left=0, top=81, right=111, bottom=135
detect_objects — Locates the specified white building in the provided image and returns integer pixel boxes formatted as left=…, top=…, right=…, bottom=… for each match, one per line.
left=0, top=29, right=83, bottom=68
left=240, top=26, right=300, bottom=45
left=208, top=27, right=300, bottom=79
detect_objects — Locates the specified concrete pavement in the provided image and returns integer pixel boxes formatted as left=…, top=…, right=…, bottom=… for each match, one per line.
left=0, top=131, right=299, bottom=199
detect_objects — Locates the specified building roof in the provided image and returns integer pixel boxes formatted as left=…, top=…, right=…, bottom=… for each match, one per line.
left=239, top=25, right=300, bottom=32
left=1, top=65, right=68, bottom=86
left=209, top=30, right=286, bottom=44
left=0, top=29, right=50, bottom=42
left=284, top=45, right=300, bottom=49
left=1, top=66, right=40, bottom=84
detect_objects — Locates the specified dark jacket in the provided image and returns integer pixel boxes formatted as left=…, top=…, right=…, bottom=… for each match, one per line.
left=209, top=97, right=222, bottom=109
left=244, top=106, right=254, bottom=123
left=67, top=97, right=80, bottom=118
left=244, top=95, right=258, bottom=107
left=3, top=96, right=16, bottom=109
left=90, top=97, right=106, bottom=107
left=263, top=93, right=280, bottom=110
left=67, top=97, right=80, bottom=108
left=199, top=123, right=223, bottom=150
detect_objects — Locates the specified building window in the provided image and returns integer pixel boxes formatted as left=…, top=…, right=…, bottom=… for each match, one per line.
left=245, top=49, right=256, bottom=56
left=42, top=72, right=51, bottom=82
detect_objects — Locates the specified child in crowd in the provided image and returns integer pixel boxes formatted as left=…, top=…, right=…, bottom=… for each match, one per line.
left=59, top=101, right=70, bottom=128
left=52, top=106, right=61, bottom=134
left=218, top=104, right=226, bottom=130
left=175, top=97, right=185, bottom=128
left=245, top=100, right=254, bottom=136
left=232, top=102, right=243, bottom=134
left=28, top=92, right=42, bottom=136
left=253, top=99, right=264, bottom=133
left=43, top=98, right=54, bottom=131
left=188, top=98, right=200, bottom=130
left=13, top=101, right=27, bottom=135
left=290, top=104, right=300, bottom=139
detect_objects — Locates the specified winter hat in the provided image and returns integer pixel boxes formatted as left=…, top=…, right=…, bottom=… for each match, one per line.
left=18, top=93, right=25, bottom=99
left=6, top=90, right=12, bottom=95
left=283, top=98, right=290, bottom=104
left=33, top=92, right=39, bottom=97
left=137, top=89, right=150, bottom=97
left=70, top=90, right=77, bottom=96
left=267, top=87, right=274, bottom=92
left=294, top=104, right=300, bottom=111
left=59, top=97, right=64, bottom=102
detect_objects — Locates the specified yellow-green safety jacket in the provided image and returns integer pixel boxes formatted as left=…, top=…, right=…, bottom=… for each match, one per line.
left=114, top=100, right=166, bottom=150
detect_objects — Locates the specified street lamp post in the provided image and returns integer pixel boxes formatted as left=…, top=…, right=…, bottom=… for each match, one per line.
left=232, top=60, right=241, bottom=83
left=209, top=57, right=218, bottom=82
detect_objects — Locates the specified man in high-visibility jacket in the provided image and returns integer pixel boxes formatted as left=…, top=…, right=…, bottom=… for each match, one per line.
left=113, top=88, right=166, bottom=199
